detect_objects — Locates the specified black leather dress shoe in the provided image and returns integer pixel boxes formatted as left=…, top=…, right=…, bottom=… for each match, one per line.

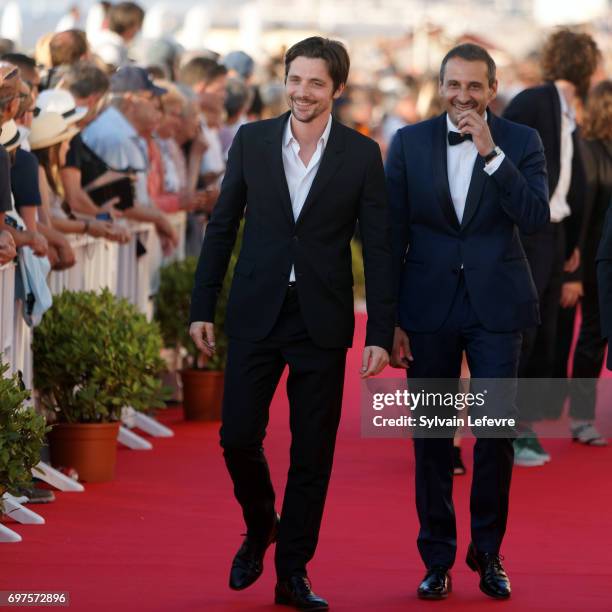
left=275, top=575, right=329, bottom=610
left=229, top=513, right=280, bottom=590
left=466, top=543, right=511, bottom=599
left=417, top=566, right=452, bottom=599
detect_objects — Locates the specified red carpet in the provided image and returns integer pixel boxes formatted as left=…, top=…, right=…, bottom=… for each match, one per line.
left=2, top=314, right=612, bottom=611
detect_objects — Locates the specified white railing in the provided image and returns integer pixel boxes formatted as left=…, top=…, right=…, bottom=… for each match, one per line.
left=0, top=261, right=15, bottom=370
left=49, top=235, right=119, bottom=296
left=4, top=212, right=187, bottom=380
left=164, top=211, right=187, bottom=265
left=116, top=221, right=155, bottom=319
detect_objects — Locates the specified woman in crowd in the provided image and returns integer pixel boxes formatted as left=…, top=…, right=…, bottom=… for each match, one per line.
left=566, top=80, right=612, bottom=446
left=29, top=110, right=114, bottom=240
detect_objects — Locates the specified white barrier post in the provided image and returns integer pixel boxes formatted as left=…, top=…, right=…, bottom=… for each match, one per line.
left=117, top=426, right=153, bottom=450
left=33, top=461, right=84, bottom=492
left=1, top=493, right=45, bottom=525
left=0, top=524, right=21, bottom=543
left=122, top=406, right=174, bottom=437
left=0, top=262, right=15, bottom=365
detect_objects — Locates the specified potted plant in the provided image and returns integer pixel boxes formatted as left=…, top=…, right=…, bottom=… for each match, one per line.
left=0, top=360, right=47, bottom=514
left=155, top=226, right=242, bottom=421
left=33, top=289, right=168, bottom=482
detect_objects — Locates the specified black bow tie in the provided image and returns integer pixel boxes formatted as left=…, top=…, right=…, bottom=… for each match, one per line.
left=448, top=131, right=473, bottom=146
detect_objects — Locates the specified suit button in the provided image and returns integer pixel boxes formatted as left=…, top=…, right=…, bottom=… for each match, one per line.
left=293, top=236, right=299, bottom=242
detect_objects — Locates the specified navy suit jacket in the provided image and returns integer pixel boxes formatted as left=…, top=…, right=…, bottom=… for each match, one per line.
left=386, top=111, right=550, bottom=334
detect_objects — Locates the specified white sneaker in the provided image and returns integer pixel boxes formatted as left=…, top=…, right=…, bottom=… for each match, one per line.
left=513, top=442, right=546, bottom=467
left=570, top=422, right=608, bottom=446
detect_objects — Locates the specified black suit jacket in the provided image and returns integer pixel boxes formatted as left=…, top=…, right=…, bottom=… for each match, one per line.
left=596, top=197, right=612, bottom=370
left=577, top=139, right=612, bottom=284
left=386, top=112, right=549, bottom=333
left=190, top=112, right=395, bottom=353
left=503, top=82, right=586, bottom=257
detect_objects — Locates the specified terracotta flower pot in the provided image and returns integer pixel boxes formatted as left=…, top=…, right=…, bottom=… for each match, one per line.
left=48, top=422, right=120, bottom=483
left=180, top=369, right=224, bottom=421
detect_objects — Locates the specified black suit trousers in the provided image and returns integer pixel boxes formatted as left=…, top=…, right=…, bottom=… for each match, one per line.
left=220, top=286, right=347, bottom=580
left=569, top=282, right=607, bottom=419
left=517, top=222, right=565, bottom=423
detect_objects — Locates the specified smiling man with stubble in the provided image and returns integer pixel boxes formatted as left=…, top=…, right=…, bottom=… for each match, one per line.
left=189, top=37, right=395, bottom=611
left=386, top=44, right=550, bottom=601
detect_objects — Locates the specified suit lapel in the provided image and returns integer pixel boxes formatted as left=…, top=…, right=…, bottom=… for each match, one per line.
left=264, top=111, right=295, bottom=228
left=295, top=118, right=346, bottom=228
left=460, top=111, right=499, bottom=230
left=548, top=82, right=562, bottom=167
left=433, top=113, right=460, bottom=231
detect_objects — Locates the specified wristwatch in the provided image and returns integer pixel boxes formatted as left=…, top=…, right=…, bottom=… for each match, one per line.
left=484, top=146, right=502, bottom=164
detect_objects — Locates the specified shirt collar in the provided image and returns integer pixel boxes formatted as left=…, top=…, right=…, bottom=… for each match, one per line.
left=446, top=110, right=488, bottom=134
left=284, top=112, right=333, bottom=148
left=555, top=83, right=576, bottom=123
left=103, top=105, right=138, bottom=140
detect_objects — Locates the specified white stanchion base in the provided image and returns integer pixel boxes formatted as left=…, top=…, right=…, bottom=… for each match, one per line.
left=33, top=462, right=84, bottom=492
left=122, top=407, right=174, bottom=438
left=1, top=494, right=45, bottom=525
left=117, top=426, right=153, bottom=450
left=0, top=524, right=22, bottom=542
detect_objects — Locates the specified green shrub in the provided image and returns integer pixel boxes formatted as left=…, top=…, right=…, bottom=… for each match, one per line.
left=0, top=360, right=47, bottom=510
left=155, top=223, right=243, bottom=371
left=33, top=289, right=168, bottom=423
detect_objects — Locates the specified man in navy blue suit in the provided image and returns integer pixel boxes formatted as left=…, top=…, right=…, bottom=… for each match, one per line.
left=386, top=44, right=549, bottom=601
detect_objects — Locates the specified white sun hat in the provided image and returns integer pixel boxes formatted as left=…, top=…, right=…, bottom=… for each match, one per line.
left=29, top=111, right=80, bottom=150
left=0, top=119, right=26, bottom=152
left=35, top=89, right=87, bottom=125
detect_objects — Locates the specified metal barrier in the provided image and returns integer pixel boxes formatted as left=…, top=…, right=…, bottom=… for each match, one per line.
left=0, top=262, right=15, bottom=369
left=164, top=211, right=187, bottom=264
left=116, top=221, right=154, bottom=319
left=49, top=235, right=119, bottom=296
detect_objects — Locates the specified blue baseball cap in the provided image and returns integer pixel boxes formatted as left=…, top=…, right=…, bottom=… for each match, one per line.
left=110, top=66, right=167, bottom=96
left=222, top=51, right=255, bottom=80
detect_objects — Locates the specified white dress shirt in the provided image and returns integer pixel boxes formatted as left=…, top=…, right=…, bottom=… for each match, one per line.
left=282, top=113, right=333, bottom=282
left=548, top=84, right=574, bottom=223
left=200, top=119, right=226, bottom=186
left=446, top=112, right=504, bottom=224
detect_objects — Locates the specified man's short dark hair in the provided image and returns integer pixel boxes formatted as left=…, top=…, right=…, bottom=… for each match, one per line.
left=284, top=37, right=350, bottom=92
left=225, top=78, right=250, bottom=119
left=62, top=61, right=110, bottom=98
left=108, top=2, right=145, bottom=36
left=540, top=29, right=600, bottom=99
left=49, top=29, right=88, bottom=67
left=439, top=43, right=497, bottom=87
left=178, top=57, right=227, bottom=87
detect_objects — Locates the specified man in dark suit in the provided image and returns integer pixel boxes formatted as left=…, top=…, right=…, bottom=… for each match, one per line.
left=386, top=44, right=549, bottom=600
left=597, top=199, right=612, bottom=371
left=503, top=30, right=600, bottom=465
left=189, top=37, right=395, bottom=610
